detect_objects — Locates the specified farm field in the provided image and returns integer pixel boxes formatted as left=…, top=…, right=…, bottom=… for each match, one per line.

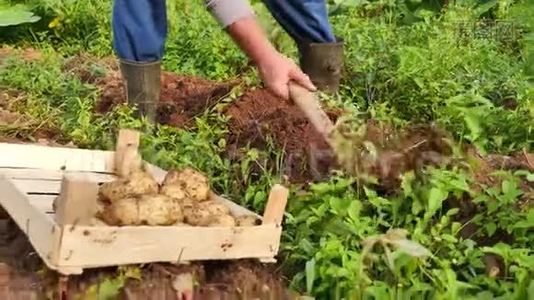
left=0, top=0, right=534, bottom=299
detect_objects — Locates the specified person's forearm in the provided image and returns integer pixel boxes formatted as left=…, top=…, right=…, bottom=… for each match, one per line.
left=226, top=16, right=278, bottom=66
left=204, top=0, right=277, bottom=65
left=205, top=0, right=316, bottom=98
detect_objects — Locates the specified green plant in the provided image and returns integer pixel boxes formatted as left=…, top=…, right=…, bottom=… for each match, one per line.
left=0, top=1, right=40, bottom=27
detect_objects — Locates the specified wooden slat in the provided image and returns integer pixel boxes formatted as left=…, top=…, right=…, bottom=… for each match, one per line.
left=11, top=179, right=61, bottom=194
left=54, top=174, right=99, bottom=225
left=262, top=184, right=289, bottom=226
left=0, top=168, right=116, bottom=181
left=0, top=143, right=115, bottom=172
left=0, top=179, right=62, bottom=270
left=28, top=194, right=56, bottom=214
left=57, top=224, right=282, bottom=268
left=115, top=129, right=141, bottom=177
left=210, top=192, right=261, bottom=218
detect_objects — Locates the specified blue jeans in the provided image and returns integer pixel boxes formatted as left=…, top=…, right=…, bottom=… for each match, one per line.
left=112, top=0, right=336, bottom=62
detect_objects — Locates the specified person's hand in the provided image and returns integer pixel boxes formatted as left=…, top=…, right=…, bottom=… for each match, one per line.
left=256, top=52, right=316, bottom=99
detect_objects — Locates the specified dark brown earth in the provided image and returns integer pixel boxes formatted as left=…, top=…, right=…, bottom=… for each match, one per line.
left=41, top=260, right=293, bottom=299
left=94, top=70, right=235, bottom=128
left=87, top=62, right=342, bottom=182
left=362, top=122, right=452, bottom=190
left=225, top=88, right=343, bottom=182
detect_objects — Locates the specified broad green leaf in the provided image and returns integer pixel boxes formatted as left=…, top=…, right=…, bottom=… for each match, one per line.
left=463, top=111, right=482, bottom=141
left=474, top=0, right=498, bottom=17
left=0, top=4, right=40, bottom=27
left=513, top=210, right=534, bottom=229
left=485, top=222, right=497, bottom=236
left=451, top=222, right=462, bottom=235
left=305, top=259, right=316, bottom=294
left=401, top=171, right=415, bottom=197
left=97, top=277, right=125, bottom=300
left=299, top=239, right=315, bottom=255
left=501, top=180, right=523, bottom=201
left=347, top=201, right=361, bottom=221
left=528, top=280, right=534, bottom=299
left=446, top=208, right=460, bottom=217
left=428, top=187, right=448, bottom=214
left=412, top=198, right=423, bottom=215
left=475, top=291, right=494, bottom=300
left=329, top=197, right=350, bottom=215
left=441, top=234, right=458, bottom=243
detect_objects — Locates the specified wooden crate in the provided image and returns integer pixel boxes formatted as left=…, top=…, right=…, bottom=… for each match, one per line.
left=0, top=130, right=288, bottom=275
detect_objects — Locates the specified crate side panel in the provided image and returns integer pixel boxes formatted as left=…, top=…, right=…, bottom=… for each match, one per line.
left=28, top=195, right=56, bottom=214
left=57, top=225, right=282, bottom=268
left=210, top=193, right=261, bottom=218
left=11, top=179, right=61, bottom=194
left=0, top=168, right=116, bottom=181
left=0, top=143, right=115, bottom=172
left=0, top=179, right=60, bottom=268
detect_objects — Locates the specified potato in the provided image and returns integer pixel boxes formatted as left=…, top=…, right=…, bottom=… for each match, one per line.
left=201, top=201, right=230, bottom=216
left=160, top=184, right=187, bottom=200
left=183, top=205, right=212, bottom=226
left=99, top=194, right=183, bottom=226
left=97, top=198, right=137, bottom=226
left=208, top=215, right=235, bottom=227
left=163, top=167, right=210, bottom=202
left=235, top=215, right=259, bottom=227
left=183, top=200, right=230, bottom=226
left=99, top=170, right=158, bottom=202
left=138, top=194, right=183, bottom=226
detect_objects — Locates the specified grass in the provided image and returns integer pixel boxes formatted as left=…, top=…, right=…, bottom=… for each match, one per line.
left=1, top=0, right=534, bottom=299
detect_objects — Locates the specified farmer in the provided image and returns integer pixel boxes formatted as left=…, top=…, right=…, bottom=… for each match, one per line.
left=112, top=0, right=344, bottom=121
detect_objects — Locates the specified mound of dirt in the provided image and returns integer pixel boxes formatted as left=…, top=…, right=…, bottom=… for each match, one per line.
left=225, top=88, right=342, bottom=182
left=95, top=71, right=235, bottom=128
left=224, top=89, right=455, bottom=185
left=62, top=54, right=118, bottom=85
left=331, top=121, right=453, bottom=190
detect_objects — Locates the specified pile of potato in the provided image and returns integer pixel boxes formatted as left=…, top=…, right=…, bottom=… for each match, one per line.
left=96, top=163, right=258, bottom=227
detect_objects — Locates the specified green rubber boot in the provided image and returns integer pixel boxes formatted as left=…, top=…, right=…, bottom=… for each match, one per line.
left=119, top=60, right=160, bottom=123
left=297, top=38, right=344, bottom=94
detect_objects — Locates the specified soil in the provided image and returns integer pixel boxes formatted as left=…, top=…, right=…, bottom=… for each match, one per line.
left=0, top=92, right=69, bottom=146
left=368, top=123, right=453, bottom=190
left=0, top=46, right=42, bottom=65
left=94, top=70, right=235, bottom=128
left=225, top=88, right=342, bottom=182
left=62, top=54, right=118, bottom=86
